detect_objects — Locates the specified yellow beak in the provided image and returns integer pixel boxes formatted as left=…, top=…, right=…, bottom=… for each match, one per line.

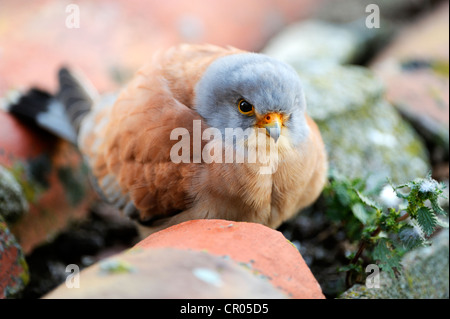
left=257, top=113, right=283, bottom=142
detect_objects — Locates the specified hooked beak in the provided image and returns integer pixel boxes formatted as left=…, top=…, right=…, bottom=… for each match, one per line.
left=257, top=113, right=283, bottom=143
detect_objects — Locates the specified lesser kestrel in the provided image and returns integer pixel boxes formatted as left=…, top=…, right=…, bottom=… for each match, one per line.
left=9, top=44, right=328, bottom=236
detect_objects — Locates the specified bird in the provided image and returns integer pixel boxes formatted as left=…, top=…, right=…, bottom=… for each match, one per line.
left=8, top=44, right=328, bottom=237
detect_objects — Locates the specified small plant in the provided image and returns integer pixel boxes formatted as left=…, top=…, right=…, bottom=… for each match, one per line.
left=323, top=170, right=448, bottom=288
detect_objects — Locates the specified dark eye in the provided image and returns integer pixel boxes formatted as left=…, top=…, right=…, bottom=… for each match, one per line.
left=238, top=99, right=254, bottom=115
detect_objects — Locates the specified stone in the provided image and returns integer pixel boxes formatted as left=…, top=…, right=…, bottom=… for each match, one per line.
left=19, top=203, right=139, bottom=299
left=0, top=215, right=29, bottom=298
left=263, top=20, right=364, bottom=69
left=262, top=19, right=387, bottom=71
left=43, top=248, right=286, bottom=299
left=0, top=0, right=322, bottom=95
left=0, top=164, right=28, bottom=223
left=313, top=0, right=437, bottom=24
left=136, top=219, right=325, bottom=299
left=303, top=65, right=429, bottom=186
left=0, top=110, right=95, bottom=254
left=340, top=229, right=449, bottom=299
left=370, top=1, right=449, bottom=158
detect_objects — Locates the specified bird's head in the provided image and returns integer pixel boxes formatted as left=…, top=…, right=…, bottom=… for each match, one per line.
left=195, top=53, right=309, bottom=146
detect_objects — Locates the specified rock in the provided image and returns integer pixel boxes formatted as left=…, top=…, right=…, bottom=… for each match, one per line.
left=262, top=20, right=430, bottom=186
left=303, top=65, right=429, bottom=186
left=0, top=110, right=95, bottom=254
left=263, top=20, right=364, bottom=69
left=0, top=164, right=28, bottom=223
left=0, top=0, right=322, bottom=95
left=0, top=215, right=29, bottom=298
left=43, top=248, right=286, bottom=299
left=20, top=203, right=139, bottom=298
left=262, top=19, right=387, bottom=70
left=314, top=0, right=438, bottom=24
left=370, top=1, right=449, bottom=159
left=340, top=229, right=449, bottom=299
left=136, top=219, right=325, bottom=299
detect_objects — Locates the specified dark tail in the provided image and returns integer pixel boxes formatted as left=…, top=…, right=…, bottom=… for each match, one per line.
left=7, top=67, right=96, bottom=144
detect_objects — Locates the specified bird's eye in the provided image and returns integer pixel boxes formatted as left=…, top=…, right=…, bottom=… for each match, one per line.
left=238, top=99, right=254, bottom=115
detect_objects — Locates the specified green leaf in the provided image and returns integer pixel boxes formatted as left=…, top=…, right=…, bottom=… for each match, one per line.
left=393, top=181, right=414, bottom=190
left=394, top=189, right=409, bottom=200
left=417, top=207, right=438, bottom=236
left=372, top=238, right=391, bottom=261
left=336, top=184, right=351, bottom=206
left=391, top=180, right=412, bottom=200
left=351, top=203, right=371, bottom=224
left=372, top=239, right=402, bottom=278
left=355, top=190, right=382, bottom=211
left=380, top=255, right=402, bottom=278
left=338, top=264, right=363, bottom=273
left=430, top=197, right=447, bottom=216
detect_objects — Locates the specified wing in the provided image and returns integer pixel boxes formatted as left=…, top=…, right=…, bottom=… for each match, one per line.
left=79, top=44, right=243, bottom=221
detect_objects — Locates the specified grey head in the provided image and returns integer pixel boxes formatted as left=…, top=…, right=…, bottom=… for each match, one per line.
left=194, top=52, right=309, bottom=146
